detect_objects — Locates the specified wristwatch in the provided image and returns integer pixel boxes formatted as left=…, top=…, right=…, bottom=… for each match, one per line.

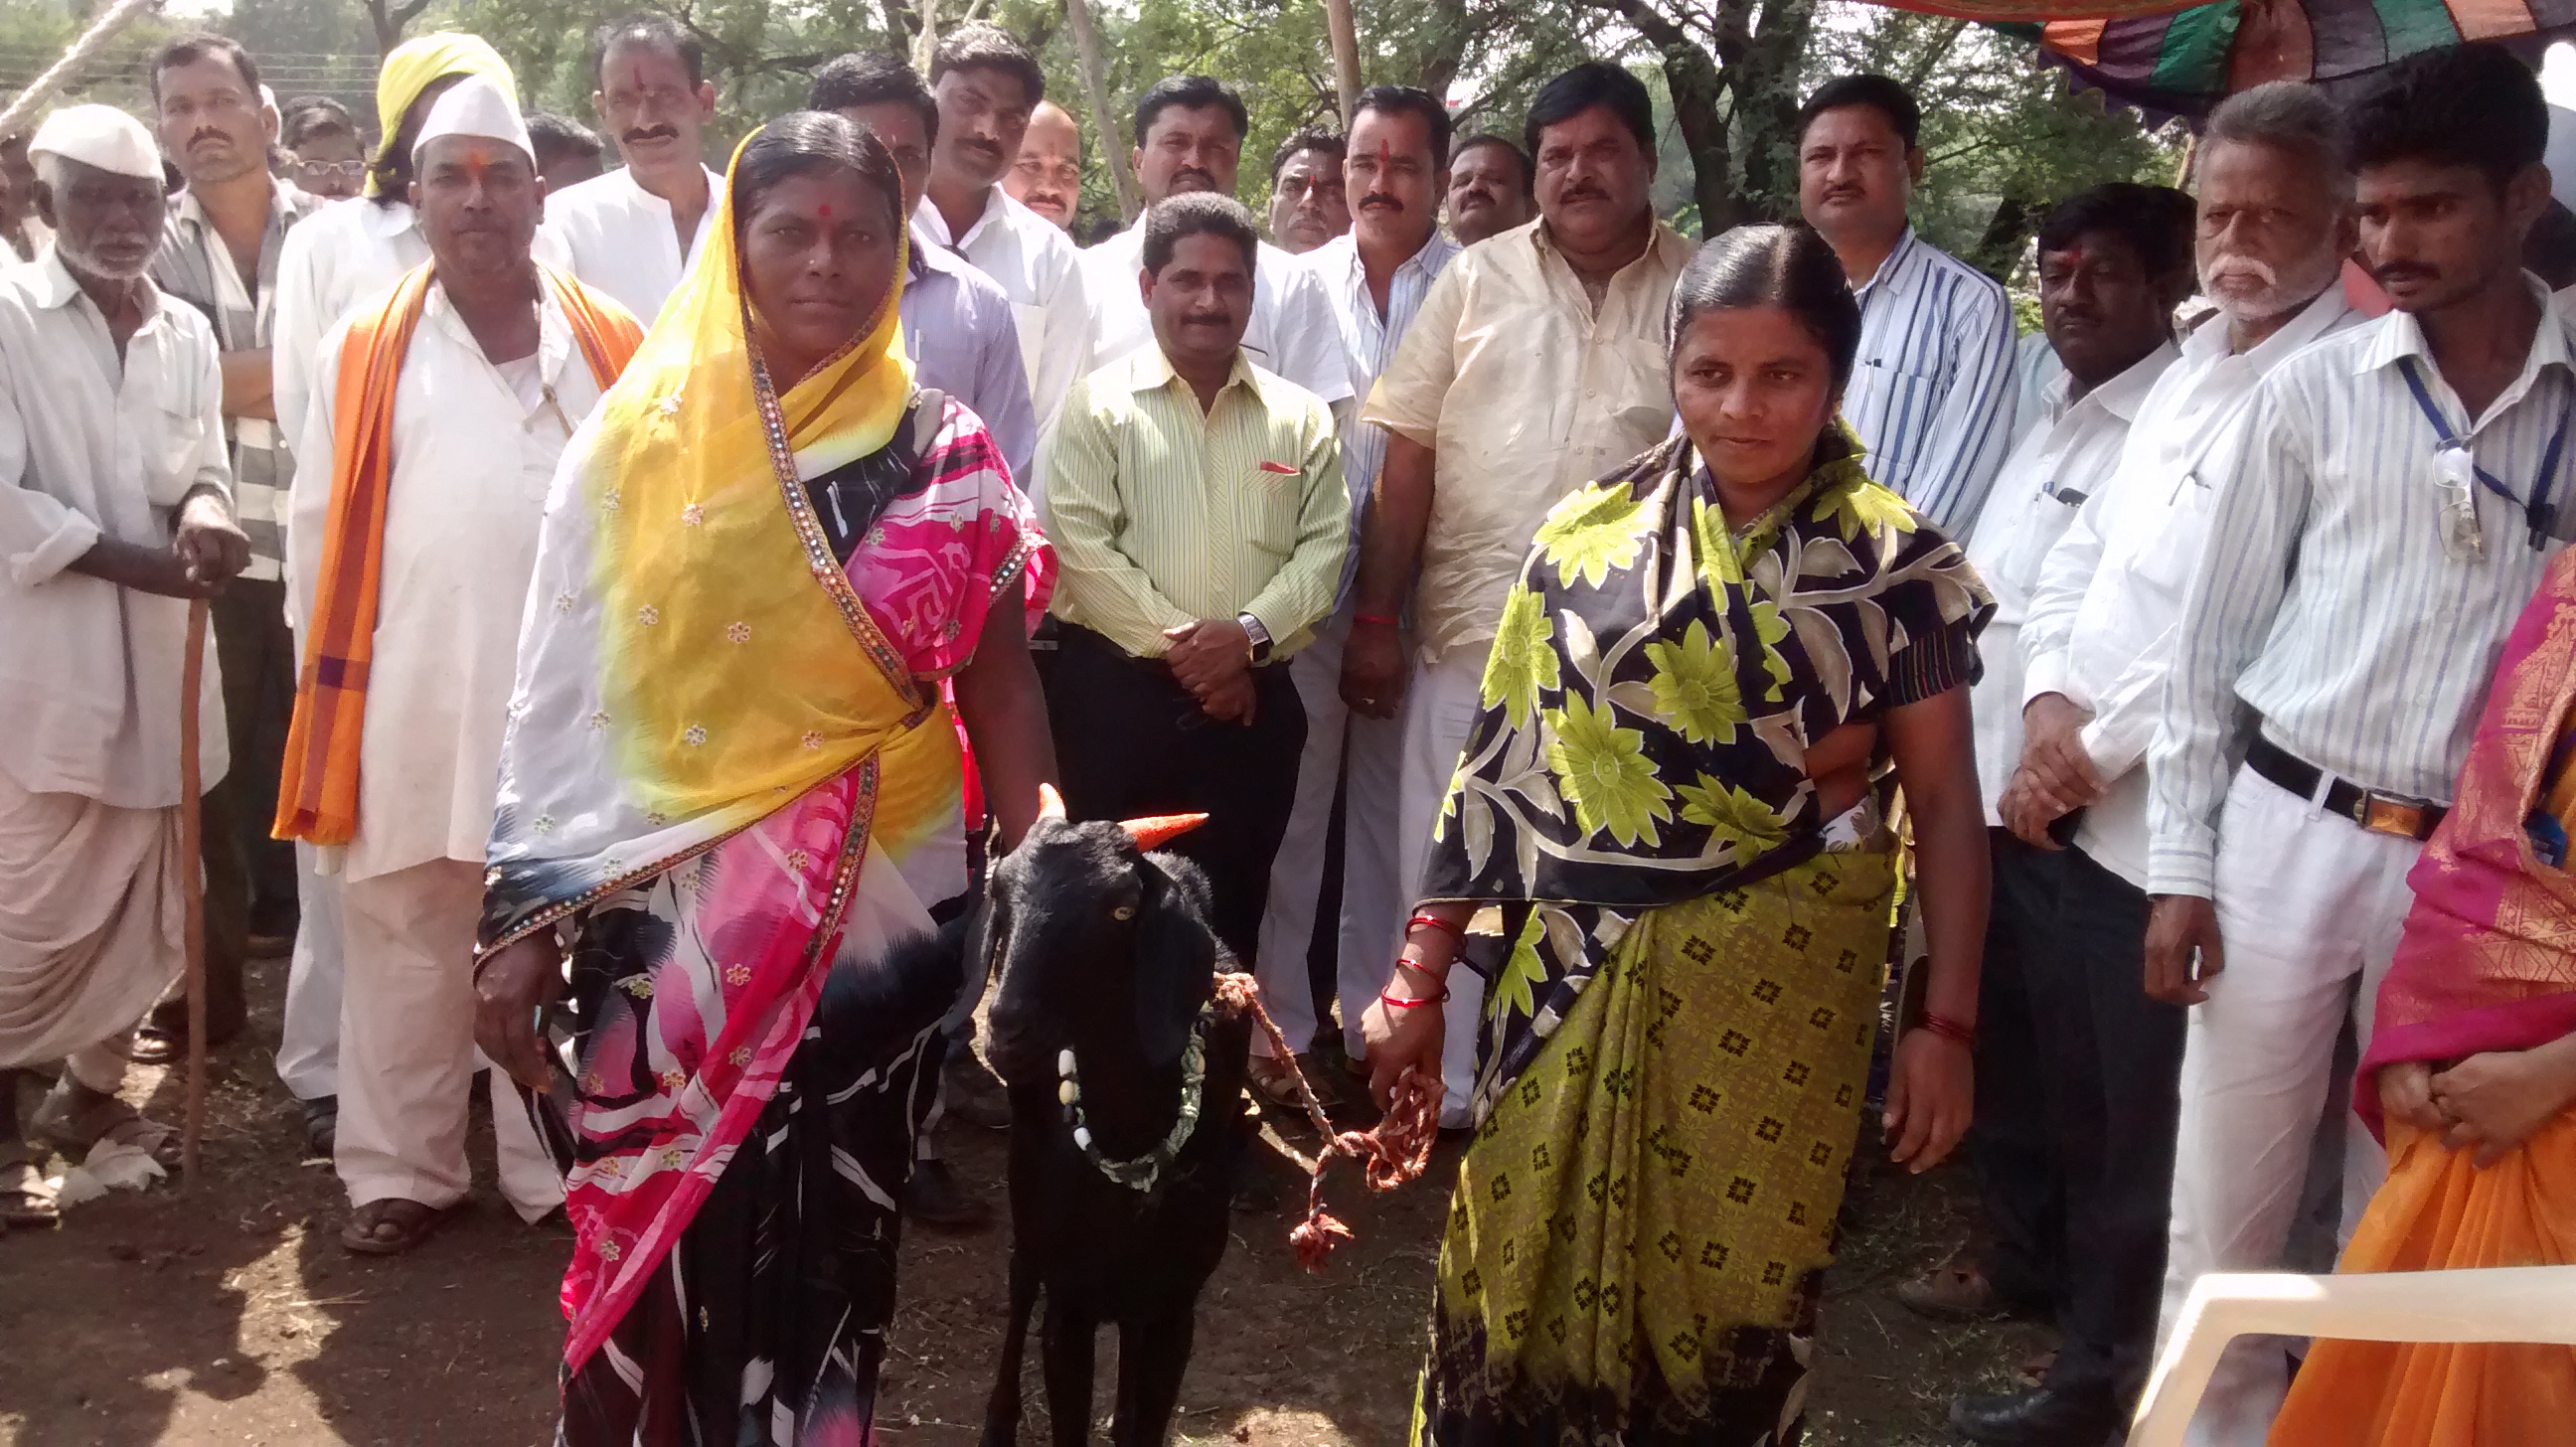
left=1237, top=611, right=1273, bottom=665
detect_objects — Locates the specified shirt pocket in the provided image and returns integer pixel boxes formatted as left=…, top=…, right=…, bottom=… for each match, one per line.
left=1239, top=444, right=1306, bottom=561
left=147, top=405, right=209, bottom=507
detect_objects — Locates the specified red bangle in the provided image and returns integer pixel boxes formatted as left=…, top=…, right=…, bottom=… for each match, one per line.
left=1406, top=912, right=1461, bottom=939
left=1354, top=612, right=1399, bottom=629
left=1379, top=986, right=1449, bottom=1009
left=1917, top=1012, right=1976, bottom=1047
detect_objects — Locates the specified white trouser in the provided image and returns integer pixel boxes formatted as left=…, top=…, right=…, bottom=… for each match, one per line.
left=1250, top=606, right=1405, bottom=1062
left=275, top=841, right=344, bottom=1101
left=337, top=858, right=562, bottom=1221
left=2157, top=763, right=2419, bottom=1447
left=1397, top=642, right=1498, bottom=1131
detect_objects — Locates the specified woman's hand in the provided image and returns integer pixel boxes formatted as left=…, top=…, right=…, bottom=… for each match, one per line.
left=1884, top=1029, right=1972, bottom=1173
left=474, top=933, right=566, bottom=1094
left=2377, top=1059, right=2448, bottom=1135
left=2432, top=1040, right=2576, bottom=1168
left=1362, top=973, right=1447, bottom=1112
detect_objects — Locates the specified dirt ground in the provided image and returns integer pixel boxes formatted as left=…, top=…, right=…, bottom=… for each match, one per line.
left=0, top=952, right=2036, bottom=1446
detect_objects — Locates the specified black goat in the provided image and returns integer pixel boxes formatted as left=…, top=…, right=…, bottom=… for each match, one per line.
left=976, top=789, right=1251, bottom=1447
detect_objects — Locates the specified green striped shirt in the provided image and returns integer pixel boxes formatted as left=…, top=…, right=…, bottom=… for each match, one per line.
left=1043, top=346, right=1347, bottom=660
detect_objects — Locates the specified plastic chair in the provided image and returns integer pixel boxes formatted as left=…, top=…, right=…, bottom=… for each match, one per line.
left=2126, top=1267, right=2576, bottom=1445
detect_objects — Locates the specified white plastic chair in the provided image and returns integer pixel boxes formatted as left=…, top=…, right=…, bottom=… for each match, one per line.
left=2127, top=1266, right=2576, bottom=1446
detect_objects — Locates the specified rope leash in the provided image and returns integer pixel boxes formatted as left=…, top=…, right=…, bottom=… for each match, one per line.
left=1210, top=973, right=1441, bottom=1272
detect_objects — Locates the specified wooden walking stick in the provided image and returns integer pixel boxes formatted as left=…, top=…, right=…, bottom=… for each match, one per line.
left=177, top=597, right=209, bottom=1188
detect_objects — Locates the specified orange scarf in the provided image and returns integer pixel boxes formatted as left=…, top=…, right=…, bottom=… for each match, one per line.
left=274, top=261, right=642, bottom=846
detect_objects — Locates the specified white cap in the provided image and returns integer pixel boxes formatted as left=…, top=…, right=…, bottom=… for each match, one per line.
left=28, top=104, right=161, bottom=182
left=409, top=74, right=532, bottom=165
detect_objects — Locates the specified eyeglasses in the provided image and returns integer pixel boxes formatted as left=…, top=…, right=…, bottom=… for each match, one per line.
left=296, top=159, right=367, bottom=179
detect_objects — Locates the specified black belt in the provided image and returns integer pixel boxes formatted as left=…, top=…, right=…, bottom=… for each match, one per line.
left=2244, top=736, right=2447, bottom=842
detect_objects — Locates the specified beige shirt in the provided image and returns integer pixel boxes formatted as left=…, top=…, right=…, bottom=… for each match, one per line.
left=0, top=249, right=231, bottom=808
left=289, top=279, right=615, bottom=884
left=1363, top=218, right=1693, bottom=661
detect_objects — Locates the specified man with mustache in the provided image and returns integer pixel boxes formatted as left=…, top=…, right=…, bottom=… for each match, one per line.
left=1247, top=85, right=1458, bottom=1112
left=0, top=105, right=247, bottom=1221
left=280, top=77, right=641, bottom=1257
left=1341, top=61, right=1692, bottom=1127
left=1043, top=190, right=1346, bottom=1013
left=1443, top=132, right=1531, bottom=246
left=544, top=12, right=724, bottom=327
left=1932, top=182, right=2197, bottom=1446
left=1267, top=126, right=1348, bottom=254
left=138, top=33, right=330, bottom=1074
left=1081, top=76, right=1351, bottom=423
left=1003, top=99, right=1083, bottom=233
left=915, top=22, right=1095, bottom=484
left=1797, top=74, right=2017, bottom=531
left=2140, top=47, right=2567, bottom=1444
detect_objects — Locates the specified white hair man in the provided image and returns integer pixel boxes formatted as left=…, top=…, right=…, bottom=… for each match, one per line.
left=0, top=105, right=248, bottom=1220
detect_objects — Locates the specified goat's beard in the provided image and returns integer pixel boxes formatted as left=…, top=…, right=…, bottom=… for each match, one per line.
left=2202, top=246, right=2340, bottom=324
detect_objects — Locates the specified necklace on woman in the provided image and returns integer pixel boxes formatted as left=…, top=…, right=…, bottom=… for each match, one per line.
left=1054, top=999, right=1217, bottom=1193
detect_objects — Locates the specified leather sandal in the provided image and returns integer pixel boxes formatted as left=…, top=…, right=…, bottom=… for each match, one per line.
left=341, top=1198, right=456, bottom=1256
left=0, top=1140, right=59, bottom=1228
left=30, top=1092, right=182, bottom=1172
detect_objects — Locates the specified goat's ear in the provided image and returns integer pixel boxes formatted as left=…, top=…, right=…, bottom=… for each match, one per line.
left=1132, top=856, right=1218, bottom=1067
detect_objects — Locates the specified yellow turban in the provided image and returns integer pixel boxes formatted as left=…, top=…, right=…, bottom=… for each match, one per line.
left=371, top=33, right=518, bottom=193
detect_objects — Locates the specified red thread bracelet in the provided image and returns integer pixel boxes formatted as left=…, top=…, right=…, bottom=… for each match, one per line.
left=1353, top=612, right=1399, bottom=629
left=1379, top=987, right=1449, bottom=1009
left=1406, top=912, right=1462, bottom=938
left=1917, top=1012, right=1976, bottom=1046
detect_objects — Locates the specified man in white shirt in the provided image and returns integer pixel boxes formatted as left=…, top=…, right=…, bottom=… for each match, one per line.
left=1993, top=86, right=2359, bottom=1447
left=0, top=107, right=247, bottom=1206
left=915, top=22, right=1094, bottom=460
left=542, top=12, right=722, bottom=328
left=1246, top=85, right=1460, bottom=1111
left=1003, top=99, right=1082, bottom=234
left=2144, top=48, right=2566, bottom=1444
left=1081, top=75, right=1352, bottom=415
left=1936, top=184, right=2192, bottom=1446
left=281, top=80, right=642, bottom=1256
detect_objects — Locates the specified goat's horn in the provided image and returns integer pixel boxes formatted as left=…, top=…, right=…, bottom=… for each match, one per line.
left=1037, top=782, right=1067, bottom=824
left=1120, top=812, right=1208, bottom=851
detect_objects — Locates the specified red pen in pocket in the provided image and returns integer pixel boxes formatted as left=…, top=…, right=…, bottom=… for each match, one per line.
left=1256, top=460, right=1298, bottom=475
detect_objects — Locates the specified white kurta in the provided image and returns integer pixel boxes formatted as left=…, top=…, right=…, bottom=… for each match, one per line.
left=287, top=277, right=608, bottom=885
left=913, top=188, right=1094, bottom=428
left=1081, top=219, right=1353, bottom=407
left=543, top=164, right=722, bottom=328
left=0, top=248, right=231, bottom=808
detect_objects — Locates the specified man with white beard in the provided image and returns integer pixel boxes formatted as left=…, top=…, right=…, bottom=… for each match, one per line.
left=1955, top=82, right=2363, bottom=1446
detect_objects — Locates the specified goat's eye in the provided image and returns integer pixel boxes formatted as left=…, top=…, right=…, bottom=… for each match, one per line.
left=1111, top=903, right=1135, bottom=921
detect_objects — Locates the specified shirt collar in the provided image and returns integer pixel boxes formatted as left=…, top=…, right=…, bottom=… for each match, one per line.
left=2065, top=338, right=2178, bottom=424
left=2356, top=273, right=2573, bottom=420
left=2179, top=282, right=2355, bottom=371
left=1851, top=227, right=1920, bottom=300
left=1131, top=344, right=1264, bottom=403
left=359, top=198, right=419, bottom=241
left=915, top=187, right=1009, bottom=249
left=1316, top=227, right=1456, bottom=286
left=1529, top=215, right=1677, bottom=284
left=174, top=178, right=296, bottom=235
left=31, top=245, right=162, bottom=323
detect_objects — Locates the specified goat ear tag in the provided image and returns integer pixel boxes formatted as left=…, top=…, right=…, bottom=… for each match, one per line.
left=1119, top=812, right=1208, bottom=851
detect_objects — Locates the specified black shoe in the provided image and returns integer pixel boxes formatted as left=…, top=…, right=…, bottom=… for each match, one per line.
left=301, top=1095, right=339, bottom=1160
left=1947, top=1383, right=2121, bottom=1445
left=941, top=1052, right=1012, bottom=1131
left=903, top=1159, right=993, bottom=1230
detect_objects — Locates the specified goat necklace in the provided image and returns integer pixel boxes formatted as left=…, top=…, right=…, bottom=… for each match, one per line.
left=1054, top=998, right=1220, bottom=1193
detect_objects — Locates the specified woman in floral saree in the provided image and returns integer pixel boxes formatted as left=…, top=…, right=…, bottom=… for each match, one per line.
left=469, top=114, right=1055, bottom=1445
left=2270, top=548, right=2576, bottom=1446
left=1364, top=225, right=1994, bottom=1445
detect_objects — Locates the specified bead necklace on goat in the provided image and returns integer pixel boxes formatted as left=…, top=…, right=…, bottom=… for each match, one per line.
left=1055, top=998, right=1219, bottom=1193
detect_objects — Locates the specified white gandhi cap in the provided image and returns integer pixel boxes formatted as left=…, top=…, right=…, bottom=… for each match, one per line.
left=409, top=74, right=533, bottom=165
left=28, top=104, right=161, bottom=183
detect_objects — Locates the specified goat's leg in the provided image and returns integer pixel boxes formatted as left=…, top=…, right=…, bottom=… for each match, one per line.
left=1039, top=1295, right=1098, bottom=1447
left=980, top=1249, right=1039, bottom=1447
left=1108, top=1305, right=1198, bottom=1447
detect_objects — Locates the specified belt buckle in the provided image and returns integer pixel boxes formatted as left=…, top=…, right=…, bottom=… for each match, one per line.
left=2356, top=793, right=2431, bottom=840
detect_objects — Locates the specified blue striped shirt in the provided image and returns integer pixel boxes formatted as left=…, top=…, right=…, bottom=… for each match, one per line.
left=2148, top=284, right=2576, bottom=895
left=1842, top=229, right=2018, bottom=532
left=1305, top=228, right=1461, bottom=602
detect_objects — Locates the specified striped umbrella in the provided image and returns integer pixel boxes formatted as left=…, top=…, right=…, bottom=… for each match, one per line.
left=2010, top=0, right=2576, bottom=118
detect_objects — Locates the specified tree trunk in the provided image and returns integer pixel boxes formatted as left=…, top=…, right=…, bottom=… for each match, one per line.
left=1610, top=0, right=1736, bottom=232
left=363, top=0, right=428, bottom=55
left=1970, top=186, right=2033, bottom=281
left=1730, top=0, right=1818, bottom=218
left=1323, top=0, right=1362, bottom=123
left=1063, top=0, right=1138, bottom=221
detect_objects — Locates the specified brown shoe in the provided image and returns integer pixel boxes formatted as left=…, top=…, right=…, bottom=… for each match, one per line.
left=1247, top=1051, right=1343, bottom=1114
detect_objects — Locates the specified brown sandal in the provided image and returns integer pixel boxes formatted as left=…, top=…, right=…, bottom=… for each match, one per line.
left=341, top=1197, right=455, bottom=1256
left=0, top=1141, right=59, bottom=1228
left=29, top=1092, right=182, bottom=1172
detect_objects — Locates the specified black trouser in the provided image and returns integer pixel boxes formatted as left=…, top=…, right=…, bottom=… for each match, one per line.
left=2029, top=841, right=2186, bottom=1404
left=1043, top=623, right=1306, bottom=964
left=1967, top=828, right=2066, bottom=1312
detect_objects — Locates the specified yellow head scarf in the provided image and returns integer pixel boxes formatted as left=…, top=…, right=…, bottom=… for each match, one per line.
left=370, top=34, right=517, bottom=195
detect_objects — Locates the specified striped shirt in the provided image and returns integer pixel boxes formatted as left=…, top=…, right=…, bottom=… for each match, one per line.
left=1842, top=228, right=2018, bottom=532
left=1043, top=348, right=1347, bottom=661
left=150, top=181, right=328, bottom=580
left=2147, top=281, right=2576, bottom=896
left=1303, top=228, right=1461, bottom=602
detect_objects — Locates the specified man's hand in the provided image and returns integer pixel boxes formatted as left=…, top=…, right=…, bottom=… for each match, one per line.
left=2433, top=1047, right=2576, bottom=1168
left=1998, top=770, right=2066, bottom=850
left=1163, top=617, right=1251, bottom=697
left=1197, top=672, right=1258, bottom=725
left=173, top=491, right=249, bottom=590
left=2377, top=1059, right=2448, bottom=1135
left=2015, top=693, right=2103, bottom=818
left=2143, top=894, right=2224, bottom=1006
left=1341, top=618, right=1406, bottom=720
left=474, top=932, right=566, bottom=1093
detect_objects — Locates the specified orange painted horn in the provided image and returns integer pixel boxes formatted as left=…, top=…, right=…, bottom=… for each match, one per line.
left=1120, top=812, right=1208, bottom=851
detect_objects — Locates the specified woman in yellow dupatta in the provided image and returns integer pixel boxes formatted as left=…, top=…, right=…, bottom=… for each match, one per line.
left=470, top=114, right=1054, bottom=1446
left=2270, top=548, right=2576, bottom=1445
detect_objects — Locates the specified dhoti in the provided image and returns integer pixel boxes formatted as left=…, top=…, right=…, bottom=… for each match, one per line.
left=0, top=770, right=184, bottom=1087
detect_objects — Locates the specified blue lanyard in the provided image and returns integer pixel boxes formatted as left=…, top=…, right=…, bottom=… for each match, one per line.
left=2398, top=355, right=2573, bottom=550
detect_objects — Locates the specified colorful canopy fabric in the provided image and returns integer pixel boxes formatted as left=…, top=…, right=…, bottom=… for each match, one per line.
left=2019, top=0, right=2576, bottom=117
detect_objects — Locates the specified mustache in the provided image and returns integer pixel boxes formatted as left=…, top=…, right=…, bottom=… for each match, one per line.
left=623, top=124, right=680, bottom=144
left=1170, top=166, right=1216, bottom=189
left=1558, top=183, right=1609, bottom=204
left=1181, top=310, right=1230, bottom=326
left=188, top=126, right=234, bottom=148
left=2202, top=253, right=2279, bottom=290
left=1358, top=192, right=1402, bottom=211
left=2374, top=260, right=2439, bottom=286
left=1453, top=186, right=1496, bottom=207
